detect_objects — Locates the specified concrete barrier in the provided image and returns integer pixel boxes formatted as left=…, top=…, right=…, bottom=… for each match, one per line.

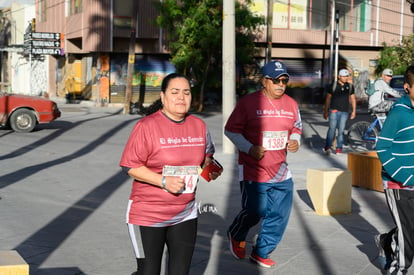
left=306, top=168, right=352, bottom=215
left=0, top=250, right=29, bottom=275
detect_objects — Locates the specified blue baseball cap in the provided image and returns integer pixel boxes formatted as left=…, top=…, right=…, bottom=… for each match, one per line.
left=262, top=61, right=289, bottom=79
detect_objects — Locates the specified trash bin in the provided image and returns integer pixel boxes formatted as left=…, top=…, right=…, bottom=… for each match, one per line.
left=306, top=168, right=352, bottom=215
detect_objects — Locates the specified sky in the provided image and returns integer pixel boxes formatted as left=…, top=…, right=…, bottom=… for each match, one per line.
left=0, top=0, right=34, bottom=9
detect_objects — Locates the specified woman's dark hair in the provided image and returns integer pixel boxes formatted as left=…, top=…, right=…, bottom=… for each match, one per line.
left=141, top=72, right=190, bottom=116
left=161, top=72, right=190, bottom=92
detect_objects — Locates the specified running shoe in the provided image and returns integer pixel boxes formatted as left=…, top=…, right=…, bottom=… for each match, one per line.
left=336, top=148, right=342, bottom=154
left=323, top=146, right=331, bottom=155
left=228, top=232, right=246, bottom=259
left=375, top=233, right=392, bottom=270
left=249, top=252, right=276, bottom=268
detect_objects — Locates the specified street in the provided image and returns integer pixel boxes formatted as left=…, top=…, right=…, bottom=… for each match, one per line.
left=0, top=105, right=139, bottom=274
left=0, top=103, right=403, bottom=275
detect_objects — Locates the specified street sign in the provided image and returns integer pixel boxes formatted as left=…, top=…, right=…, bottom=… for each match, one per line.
left=31, top=32, right=60, bottom=40
left=31, top=48, right=62, bottom=55
left=31, top=40, right=60, bottom=48
left=23, top=29, right=64, bottom=55
left=0, top=47, right=24, bottom=53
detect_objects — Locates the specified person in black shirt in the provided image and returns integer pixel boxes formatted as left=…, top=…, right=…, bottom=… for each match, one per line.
left=323, top=69, right=357, bottom=155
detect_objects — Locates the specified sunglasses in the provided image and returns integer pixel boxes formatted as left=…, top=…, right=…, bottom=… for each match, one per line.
left=266, top=77, right=289, bottom=85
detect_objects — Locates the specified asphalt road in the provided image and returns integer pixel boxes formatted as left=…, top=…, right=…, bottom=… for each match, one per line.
left=0, top=102, right=407, bottom=275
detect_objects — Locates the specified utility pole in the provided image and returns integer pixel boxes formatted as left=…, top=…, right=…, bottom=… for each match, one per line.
left=329, top=0, right=335, bottom=86
left=222, top=0, right=236, bottom=154
left=124, top=2, right=138, bottom=114
left=334, top=9, right=339, bottom=79
left=266, top=0, right=273, bottom=63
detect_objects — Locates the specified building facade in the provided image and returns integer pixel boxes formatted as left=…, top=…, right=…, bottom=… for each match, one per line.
left=35, top=0, right=170, bottom=105
left=243, top=0, right=414, bottom=103
left=12, top=0, right=414, bottom=104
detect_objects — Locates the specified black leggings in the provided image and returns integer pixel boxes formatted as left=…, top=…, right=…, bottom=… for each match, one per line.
left=132, top=218, right=197, bottom=275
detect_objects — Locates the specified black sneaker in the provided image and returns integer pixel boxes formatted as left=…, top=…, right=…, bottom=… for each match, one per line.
left=375, top=234, right=386, bottom=257
left=375, top=233, right=393, bottom=270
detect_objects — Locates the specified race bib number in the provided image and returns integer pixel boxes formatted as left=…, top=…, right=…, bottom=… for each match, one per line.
left=162, top=165, right=199, bottom=193
left=262, top=131, right=288, bottom=151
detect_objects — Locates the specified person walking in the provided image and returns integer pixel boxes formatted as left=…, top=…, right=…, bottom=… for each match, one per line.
left=323, top=68, right=357, bottom=155
left=119, top=73, right=222, bottom=275
left=225, top=60, right=302, bottom=268
left=375, top=65, right=414, bottom=275
left=369, top=68, right=402, bottom=113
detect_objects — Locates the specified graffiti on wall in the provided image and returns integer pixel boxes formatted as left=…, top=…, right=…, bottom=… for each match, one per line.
left=11, top=55, right=47, bottom=95
left=31, top=59, right=48, bottom=95
left=110, top=54, right=175, bottom=89
left=109, top=54, right=176, bottom=103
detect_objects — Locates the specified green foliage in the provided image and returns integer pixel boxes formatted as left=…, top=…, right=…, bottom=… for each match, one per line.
left=155, top=0, right=265, bottom=111
left=376, top=34, right=414, bottom=76
left=235, top=1, right=265, bottom=64
left=156, top=0, right=221, bottom=72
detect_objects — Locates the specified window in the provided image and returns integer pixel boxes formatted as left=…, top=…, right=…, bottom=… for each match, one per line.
left=337, top=0, right=371, bottom=32
left=251, top=0, right=371, bottom=32
left=311, top=1, right=330, bottom=30
left=274, top=0, right=308, bottom=29
left=113, top=1, right=133, bottom=29
left=69, top=0, right=82, bottom=15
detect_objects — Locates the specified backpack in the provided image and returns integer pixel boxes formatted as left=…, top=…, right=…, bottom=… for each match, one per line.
left=365, top=80, right=376, bottom=96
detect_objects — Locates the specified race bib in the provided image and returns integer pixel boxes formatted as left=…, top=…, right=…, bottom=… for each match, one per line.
left=162, top=165, right=199, bottom=193
left=262, top=130, right=288, bottom=150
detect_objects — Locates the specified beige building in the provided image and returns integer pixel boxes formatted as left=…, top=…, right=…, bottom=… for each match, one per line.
left=248, top=0, right=414, bottom=102
left=14, top=0, right=414, bottom=104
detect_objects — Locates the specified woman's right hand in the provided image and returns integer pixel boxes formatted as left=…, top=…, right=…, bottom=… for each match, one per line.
left=163, top=176, right=186, bottom=194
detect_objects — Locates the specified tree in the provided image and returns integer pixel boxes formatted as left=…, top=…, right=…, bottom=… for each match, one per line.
left=156, top=0, right=264, bottom=112
left=376, top=34, right=414, bottom=76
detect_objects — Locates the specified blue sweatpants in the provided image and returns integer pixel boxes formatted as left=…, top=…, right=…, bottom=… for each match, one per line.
left=228, top=178, right=293, bottom=259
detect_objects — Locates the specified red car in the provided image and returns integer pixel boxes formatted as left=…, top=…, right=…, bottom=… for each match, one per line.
left=0, top=92, right=61, bottom=133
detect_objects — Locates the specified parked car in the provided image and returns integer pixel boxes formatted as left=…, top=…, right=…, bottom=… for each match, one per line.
left=0, top=92, right=61, bottom=132
left=390, top=75, right=406, bottom=97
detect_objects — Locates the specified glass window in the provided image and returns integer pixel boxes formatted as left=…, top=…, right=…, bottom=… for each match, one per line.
left=113, top=1, right=133, bottom=28
left=311, top=1, right=330, bottom=30
left=252, top=0, right=370, bottom=32
left=337, top=0, right=370, bottom=32
left=274, top=0, right=308, bottom=29
left=69, top=0, right=82, bottom=15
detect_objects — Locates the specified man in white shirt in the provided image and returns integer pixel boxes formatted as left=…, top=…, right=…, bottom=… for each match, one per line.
left=368, top=68, right=402, bottom=113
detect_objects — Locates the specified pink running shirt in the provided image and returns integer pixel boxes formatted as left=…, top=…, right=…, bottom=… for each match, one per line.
left=120, top=110, right=212, bottom=226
